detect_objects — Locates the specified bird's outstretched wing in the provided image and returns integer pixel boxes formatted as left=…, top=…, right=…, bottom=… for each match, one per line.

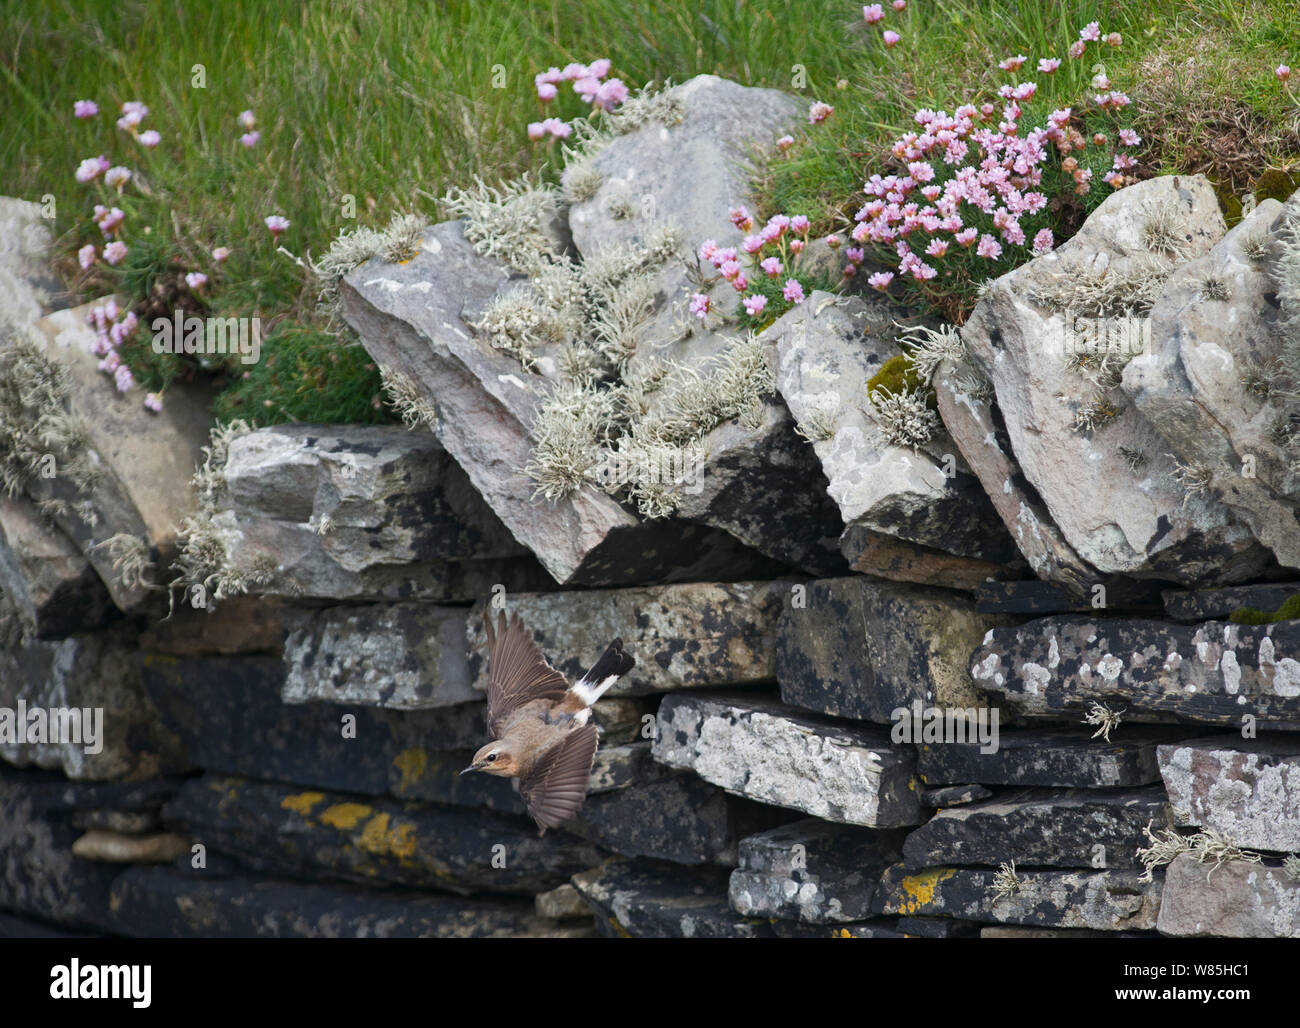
left=483, top=610, right=569, bottom=738
left=519, top=724, right=600, bottom=835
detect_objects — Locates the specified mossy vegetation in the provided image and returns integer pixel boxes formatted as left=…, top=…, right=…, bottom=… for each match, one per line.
left=1229, top=593, right=1300, bottom=624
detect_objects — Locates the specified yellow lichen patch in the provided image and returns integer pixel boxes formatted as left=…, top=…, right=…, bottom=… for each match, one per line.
left=392, top=748, right=429, bottom=792
left=319, top=802, right=372, bottom=830
left=280, top=791, right=326, bottom=817
left=607, top=917, right=633, bottom=939
left=357, top=813, right=419, bottom=862
left=894, top=868, right=956, bottom=916
left=835, top=928, right=853, bottom=938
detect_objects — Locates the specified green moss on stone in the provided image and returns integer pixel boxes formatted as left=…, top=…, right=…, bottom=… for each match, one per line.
left=867, top=352, right=937, bottom=411
left=1228, top=593, right=1300, bottom=625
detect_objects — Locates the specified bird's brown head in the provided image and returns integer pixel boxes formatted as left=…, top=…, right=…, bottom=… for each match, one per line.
left=461, top=741, right=520, bottom=777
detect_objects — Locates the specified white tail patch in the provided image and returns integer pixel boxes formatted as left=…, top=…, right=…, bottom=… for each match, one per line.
left=569, top=674, right=620, bottom=708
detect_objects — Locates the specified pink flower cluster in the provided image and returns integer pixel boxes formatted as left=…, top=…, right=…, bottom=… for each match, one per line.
left=691, top=207, right=814, bottom=321
left=530, top=58, right=627, bottom=141
left=863, top=2, right=905, bottom=46
left=239, top=109, right=259, bottom=148
left=86, top=299, right=144, bottom=399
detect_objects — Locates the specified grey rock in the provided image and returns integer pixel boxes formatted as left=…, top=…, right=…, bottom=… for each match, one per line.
left=1157, top=734, right=1300, bottom=851
left=972, top=615, right=1300, bottom=729
left=902, top=787, right=1171, bottom=870
left=917, top=726, right=1184, bottom=788
left=282, top=603, right=475, bottom=709
left=946, top=175, right=1270, bottom=587
left=0, top=492, right=114, bottom=638
left=770, top=292, right=1016, bottom=564
left=467, top=580, right=786, bottom=697
left=652, top=692, right=927, bottom=827
left=209, top=423, right=551, bottom=602
left=874, top=864, right=1163, bottom=930
left=1123, top=192, right=1300, bottom=570
left=1156, top=852, right=1300, bottom=938
left=770, top=918, right=906, bottom=938
left=27, top=301, right=214, bottom=610
left=776, top=575, right=1012, bottom=723
left=71, top=830, right=188, bottom=863
left=0, top=197, right=64, bottom=327
left=921, top=783, right=992, bottom=807
left=534, top=883, right=591, bottom=921
left=728, top=818, right=904, bottom=923
left=0, top=630, right=184, bottom=780
left=571, top=860, right=773, bottom=938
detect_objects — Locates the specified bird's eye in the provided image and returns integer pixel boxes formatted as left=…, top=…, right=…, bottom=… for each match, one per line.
left=486, top=753, right=497, bottom=762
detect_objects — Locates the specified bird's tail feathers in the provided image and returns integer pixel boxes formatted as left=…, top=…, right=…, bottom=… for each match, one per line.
left=568, top=638, right=635, bottom=707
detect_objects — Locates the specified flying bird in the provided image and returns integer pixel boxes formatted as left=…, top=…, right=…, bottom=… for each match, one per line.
left=462, top=611, right=635, bottom=835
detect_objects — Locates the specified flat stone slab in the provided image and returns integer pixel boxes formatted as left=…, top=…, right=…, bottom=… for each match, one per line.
left=108, top=866, right=589, bottom=938
left=972, top=616, right=1300, bottom=729
left=776, top=575, right=1010, bottom=723
left=975, top=578, right=1164, bottom=616
left=282, top=604, right=475, bottom=709
left=728, top=818, right=904, bottom=923
left=902, top=787, right=1171, bottom=870
left=1156, top=853, right=1300, bottom=938
left=165, top=774, right=606, bottom=896
left=571, top=860, right=773, bottom=938
left=875, top=864, right=1163, bottom=931
left=1162, top=583, right=1300, bottom=623
left=467, top=581, right=785, bottom=697
left=1157, top=734, right=1300, bottom=851
left=652, top=693, right=927, bottom=827
left=0, top=197, right=63, bottom=326
left=917, top=727, right=1188, bottom=788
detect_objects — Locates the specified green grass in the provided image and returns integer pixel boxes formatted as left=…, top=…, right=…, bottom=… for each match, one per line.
left=1, top=0, right=1297, bottom=425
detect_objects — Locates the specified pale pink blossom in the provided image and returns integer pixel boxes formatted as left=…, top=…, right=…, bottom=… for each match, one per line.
left=1038, top=58, right=1061, bottom=73
left=265, top=215, right=290, bottom=238
left=239, top=110, right=256, bottom=130
left=144, top=393, right=163, bottom=413
left=104, top=166, right=131, bottom=191
left=240, top=131, right=260, bottom=147
left=743, top=294, right=768, bottom=316
left=537, top=82, right=558, bottom=101
left=809, top=101, right=834, bottom=124
left=883, top=30, right=900, bottom=47
left=74, top=100, right=98, bottom=118
left=113, top=363, right=134, bottom=392
left=593, top=78, right=628, bottom=111
left=867, top=271, right=894, bottom=291
left=689, top=293, right=712, bottom=319
left=1068, top=40, right=1086, bottom=59
left=138, top=130, right=161, bottom=147
left=776, top=134, right=795, bottom=151
left=1032, top=228, right=1054, bottom=253
left=1079, top=21, right=1101, bottom=42
left=863, top=4, right=884, bottom=23
left=999, top=55, right=1028, bottom=72
left=185, top=272, right=208, bottom=290
left=103, top=241, right=128, bottom=265
left=761, top=256, right=783, bottom=276
left=1119, top=128, right=1141, bottom=146
left=212, top=246, right=230, bottom=263
left=782, top=279, right=805, bottom=304
left=78, top=244, right=96, bottom=269
left=1278, top=65, right=1292, bottom=82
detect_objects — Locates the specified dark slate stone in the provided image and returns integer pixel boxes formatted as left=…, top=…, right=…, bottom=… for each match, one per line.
left=776, top=576, right=1009, bottom=724
left=902, top=787, right=1173, bottom=871
left=1162, top=582, right=1300, bottom=623
left=917, top=726, right=1191, bottom=788
left=728, top=818, right=905, bottom=923
left=972, top=616, right=1300, bottom=730
left=164, top=774, right=606, bottom=896
left=921, top=784, right=992, bottom=807
left=107, top=867, right=591, bottom=938
left=874, top=864, right=1162, bottom=930
left=571, top=860, right=773, bottom=938
left=770, top=918, right=907, bottom=938
left=897, top=916, right=983, bottom=937
left=974, top=578, right=1165, bottom=615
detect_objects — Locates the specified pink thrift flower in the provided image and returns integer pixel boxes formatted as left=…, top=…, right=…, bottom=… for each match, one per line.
left=742, top=235, right=764, bottom=255
left=573, top=76, right=602, bottom=101
left=698, top=239, right=718, bottom=262
left=863, top=4, right=884, bottom=23
left=883, top=30, right=900, bottom=48
left=867, top=271, right=894, bottom=291
left=719, top=259, right=742, bottom=281
left=999, top=55, right=1028, bottom=72
left=537, top=67, right=563, bottom=86
left=91, top=332, right=111, bottom=357
left=543, top=117, right=572, bottom=138
left=790, top=214, right=810, bottom=233
left=78, top=244, right=96, bottom=269
left=114, top=364, right=134, bottom=392
left=976, top=234, right=1002, bottom=259
left=689, top=293, right=712, bottom=319
left=743, top=294, right=768, bottom=316
left=265, top=215, right=290, bottom=238
left=537, top=82, right=558, bottom=101
left=1103, top=170, right=1125, bottom=188
left=138, top=130, right=161, bottom=147
left=144, top=393, right=163, bottom=413
left=730, top=206, right=753, bottom=231
left=783, top=279, right=805, bottom=303
left=846, top=247, right=865, bottom=264
left=561, top=63, right=588, bottom=81
left=790, top=238, right=805, bottom=254
left=239, top=109, right=256, bottom=130
left=1032, top=228, right=1054, bottom=253
left=104, top=166, right=131, bottom=191
left=809, top=101, right=834, bottom=124
left=588, top=58, right=612, bottom=79
left=185, top=272, right=208, bottom=290
left=1038, top=58, right=1061, bottom=73
left=826, top=234, right=842, bottom=249
left=75, top=156, right=105, bottom=183
left=1068, top=40, right=1086, bottom=59
left=240, top=131, right=260, bottom=147
left=776, top=134, right=795, bottom=151
left=594, top=78, right=628, bottom=111
left=117, top=110, right=144, bottom=132
left=731, top=273, right=749, bottom=292
left=1119, top=128, right=1141, bottom=146
left=1079, top=21, right=1100, bottom=42
left=96, top=207, right=125, bottom=235
left=99, top=350, right=121, bottom=373
left=1105, top=32, right=1122, bottom=47
left=103, top=241, right=128, bottom=265
left=212, top=246, right=230, bottom=263
left=74, top=100, right=98, bottom=118
left=761, top=256, right=783, bottom=277
left=1278, top=65, right=1292, bottom=82
left=925, top=238, right=949, bottom=257
left=527, top=122, right=546, bottom=141
left=892, top=0, right=906, bottom=8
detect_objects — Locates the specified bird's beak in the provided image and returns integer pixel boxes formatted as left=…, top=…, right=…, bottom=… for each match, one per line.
left=459, top=763, right=479, bottom=776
